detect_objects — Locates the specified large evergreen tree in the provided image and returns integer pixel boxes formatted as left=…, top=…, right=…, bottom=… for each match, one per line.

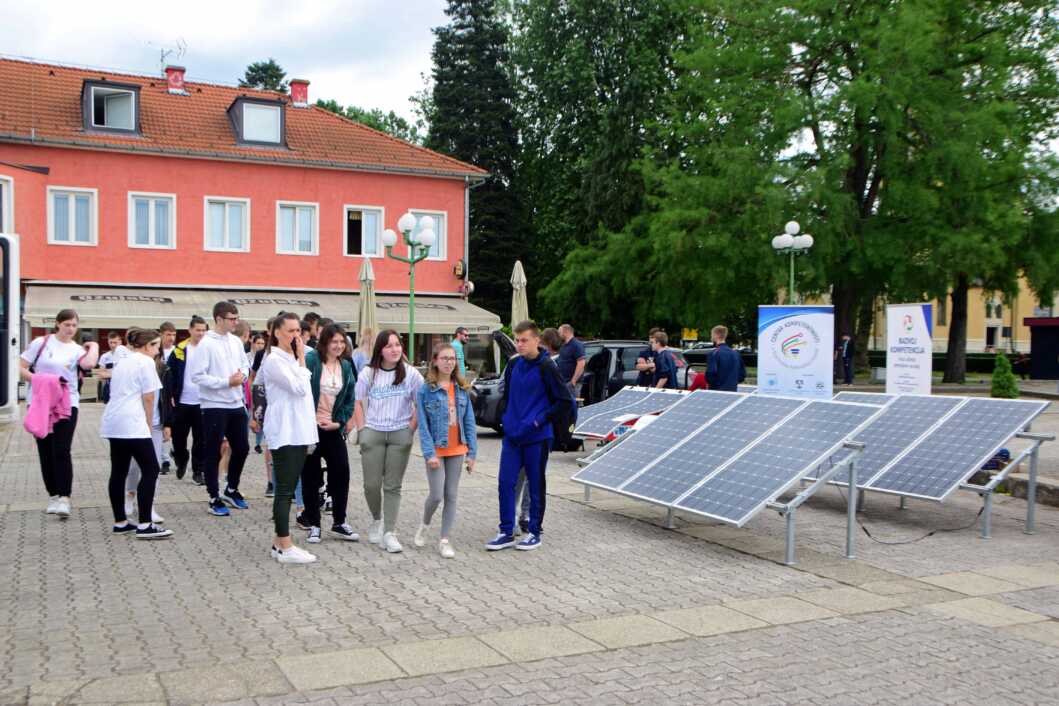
left=425, top=0, right=523, bottom=316
left=315, top=99, right=423, bottom=144
left=239, top=58, right=288, bottom=93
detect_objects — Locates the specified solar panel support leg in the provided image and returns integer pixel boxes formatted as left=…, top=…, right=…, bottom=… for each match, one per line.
left=981, top=492, right=993, bottom=539
left=584, top=486, right=591, bottom=502
left=784, top=508, right=796, bottom=566
left=665, top=508, right=676, bottom=529
left=1025, top=442, right=1038, bottom=535
left=899, top=497, right=907, bottom=510
left=846, top=457, right=858, bottom=560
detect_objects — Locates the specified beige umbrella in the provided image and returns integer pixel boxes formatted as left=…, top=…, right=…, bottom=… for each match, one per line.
left=510, top=260, right=529, bottom=327
left=357, top=258, right=378, bottom=340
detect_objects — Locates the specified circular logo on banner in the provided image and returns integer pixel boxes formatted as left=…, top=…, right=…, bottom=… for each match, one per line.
left=903, top=314, right=914, bottom=333
left=769, top=319, right=821, bottom=370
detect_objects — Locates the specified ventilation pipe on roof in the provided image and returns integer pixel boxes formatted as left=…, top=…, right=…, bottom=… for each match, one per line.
left=165, top=65, right=187, bottom=95
left=290, top=79, right=310, bottom=107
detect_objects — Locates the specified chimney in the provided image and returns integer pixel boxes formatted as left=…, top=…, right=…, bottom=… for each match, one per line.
left=290, top=78, right=310, bottom=107
left=165, top=65, right=187, bottom=95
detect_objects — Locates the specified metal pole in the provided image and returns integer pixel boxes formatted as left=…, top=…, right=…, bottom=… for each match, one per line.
left=1026, top=443, right=1039, bottom=535
left=846, top=457, right=858, bottom=560
left=408, top=239, right=417, bottom=364
left=665, top=508, right=675, bottom=529
left=899, top=496, right=907, bottom=510
left=789, top=251, right=796, bottom=304
left=981, top=493, right=993, bottom=539
left=784, top=508, right=796, bottom=566
left=583, top=485, right=591, bottom=502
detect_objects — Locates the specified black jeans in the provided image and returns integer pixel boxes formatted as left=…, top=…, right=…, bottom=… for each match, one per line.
left=302, top=427, right=351, bottom=527
left=201, top=407, right=249, bottom=499
left=107, top=437, right=159, bottom=524
left=36, top=407, right=78, bottom=497
left=170, top=403, right=205, bottom=474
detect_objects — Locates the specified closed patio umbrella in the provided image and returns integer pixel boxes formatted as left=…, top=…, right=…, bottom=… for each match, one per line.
left=510, top=260, right=529, bottom=328
left=357, top=258, right=378, bottom=340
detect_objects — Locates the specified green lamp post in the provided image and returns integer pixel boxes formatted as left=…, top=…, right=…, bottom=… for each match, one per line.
left=381, top=211, right=437, bottom=364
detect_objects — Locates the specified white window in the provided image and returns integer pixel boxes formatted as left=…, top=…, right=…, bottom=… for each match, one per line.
left=344, top=205, right=384, bottom=257
left=91, top=86, right=136, bottom=130
left=411, top=210, right=447, bottom=260
left=48, top=187, right=97, bottom=246
left=277, top=202, right=318, bottom=255
left=243, top=104, right=282, bottom=143
left=0, top=175, right=12, bottom=233
left=204, top=197, right=250, bottom=252
left=128, top=192, right=176, bottom=249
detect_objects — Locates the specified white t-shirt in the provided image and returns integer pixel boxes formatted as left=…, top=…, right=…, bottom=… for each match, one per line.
left=99, top=352, right=162, bottom=439
left=162, top=346, right=175, bottom=363
left=99, top=345, right=131, bottom=369
left=21, top=336, right=85, bottom=407
left=354, top=364, right=424, bottom=432
left=179, top=342, right=200, bottom=405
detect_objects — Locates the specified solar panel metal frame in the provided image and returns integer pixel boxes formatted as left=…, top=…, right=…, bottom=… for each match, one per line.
left=832, top=391, right=895, bottom=406
left=570, top=390, right=746, bottom=492
left=614, top=394, right=807, bottom=506
left=672, top=400, right=884, bottom=526
left=804, top=393, right=964, bottom=485
left=864, top=397, right=1050, bottom=501
left=576, top=389, right=687, bottom=439
left=573, top=387, right=657, bottom=437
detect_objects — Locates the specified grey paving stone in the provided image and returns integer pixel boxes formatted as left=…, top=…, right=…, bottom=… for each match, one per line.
left=157, top=661, right=290, bottom=703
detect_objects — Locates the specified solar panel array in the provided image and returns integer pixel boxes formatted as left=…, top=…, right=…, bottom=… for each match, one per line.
left=573, top=388, right=654, bottom=437
left=572, top=391, right=744, bottom=490
left=574, top=389, right=684, bottom=438
left=867, top=398, right=1049, bottom=500
left=675, top=401, right=879, bottom=525
left=621, top=396, right=803, bottom=504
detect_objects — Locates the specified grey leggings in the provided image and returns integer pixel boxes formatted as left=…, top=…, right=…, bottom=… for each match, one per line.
left=422, top=455, right=464, bottom=538
left=360, top=427, right=413, bottom=533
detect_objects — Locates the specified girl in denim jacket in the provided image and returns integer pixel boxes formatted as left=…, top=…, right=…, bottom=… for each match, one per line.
left=414, top=343, right=477, bottom=558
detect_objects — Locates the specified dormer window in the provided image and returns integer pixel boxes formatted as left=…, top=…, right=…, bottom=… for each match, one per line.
left=228, top=97, right=285, bottom=146
left=82, top=80, right=139, bottom=133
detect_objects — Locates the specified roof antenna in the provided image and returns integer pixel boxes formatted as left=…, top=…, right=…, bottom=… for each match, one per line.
left=147, top=38, right=187, bottom=74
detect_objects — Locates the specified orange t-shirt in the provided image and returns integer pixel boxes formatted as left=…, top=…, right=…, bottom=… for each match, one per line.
left=436, top=384, right=469, bottom=458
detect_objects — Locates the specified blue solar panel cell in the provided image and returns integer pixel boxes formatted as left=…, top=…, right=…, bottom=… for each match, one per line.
left=620, top=395, right=805, bottom=504
left=867, top=398, right=1048, bottom=500
left=675, top=401, right=879, bottom=525
left=573, top=388, right=655, bottom=437
left=571, top=391, right=744, bottom=491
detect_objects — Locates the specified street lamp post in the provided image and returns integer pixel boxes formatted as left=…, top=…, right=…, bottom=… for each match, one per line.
left=771, top=220, right=813, bottom=304
left=381, top=212, right=437, bottom=364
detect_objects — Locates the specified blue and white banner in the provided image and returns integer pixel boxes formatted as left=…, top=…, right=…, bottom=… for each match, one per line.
left=886, top=303, right=933, bottom=395
left=757, top=305, right=834, bottom=399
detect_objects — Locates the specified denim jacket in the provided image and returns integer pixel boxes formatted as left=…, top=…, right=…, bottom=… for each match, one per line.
left=416, top=382, right=478, bottom=460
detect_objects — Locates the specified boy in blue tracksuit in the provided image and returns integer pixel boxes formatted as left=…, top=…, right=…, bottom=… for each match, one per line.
left=486, top=320, right=573, bottom=551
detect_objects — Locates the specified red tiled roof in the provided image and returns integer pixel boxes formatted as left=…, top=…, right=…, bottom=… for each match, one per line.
left=0, top=57, right=487, bottom=179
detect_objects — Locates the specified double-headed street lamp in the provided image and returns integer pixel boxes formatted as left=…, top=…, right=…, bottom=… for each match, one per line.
left=771, top=220, right=813, bottom=304
left=382, top=211, right=437, bottom=364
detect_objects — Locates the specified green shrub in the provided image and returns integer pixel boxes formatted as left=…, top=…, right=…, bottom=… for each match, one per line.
left=990, top=353, right=1019, bottom=399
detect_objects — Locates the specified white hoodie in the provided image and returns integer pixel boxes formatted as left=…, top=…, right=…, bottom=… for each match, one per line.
left=189, top=331, right=249, bottom=409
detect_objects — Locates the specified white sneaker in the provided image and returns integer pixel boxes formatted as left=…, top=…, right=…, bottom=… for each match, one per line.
left=274, top=545, right=317, bottom=564
left=414, top=523, right=429, bottom=547
left=382, top=532, right=403, bottom=553
left=45, top=496, right=60, bottom=514
left=151, top=509, right=164, bottom=524
left=439, top=538, right=455, bottom=559
left=55, top=497, right=71, bottom=518
left=367, top=519, right=383, bottom=544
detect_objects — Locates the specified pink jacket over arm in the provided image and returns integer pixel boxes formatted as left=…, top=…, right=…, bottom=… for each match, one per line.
left=24, top=374, right=72, bottom=439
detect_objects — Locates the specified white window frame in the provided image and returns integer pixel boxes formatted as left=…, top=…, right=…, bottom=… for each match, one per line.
left=203, top=196, right=251, bottom=253
left=47, top=186, right=98, bottom=246
left=342, top=204, right=385, bottom=258
left=410, top=209, right=447, bottom=261
left=90, top=85, right=137, bottom=131
left=276, top=201, right=319, bottom=256
left=127, top=191, right=177, bottom=250
left=0, top=174, right=13, bottom=233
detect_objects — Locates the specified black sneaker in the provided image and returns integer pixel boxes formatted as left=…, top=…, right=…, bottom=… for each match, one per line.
left=135, top=524, right=174, bottom=539
left=221, top=487, right=249, bottom=510
left=265, top=482, right=274, bottom=498
left=255, top=444, right=263, bottom=454
left=192, top=472, right=205, bottom=486
left=175, top=460, right=187, bottom=480
left=330, top=524, right=360, bottom=541
left=296, top=513, right=311, bottom=530
left=112, top=523, right=137, bottom=534
left=160, top=461, right=171, bottom=475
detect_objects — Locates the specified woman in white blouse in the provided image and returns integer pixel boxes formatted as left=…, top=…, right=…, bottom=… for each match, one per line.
left=260, top=312, right=320, bottom=564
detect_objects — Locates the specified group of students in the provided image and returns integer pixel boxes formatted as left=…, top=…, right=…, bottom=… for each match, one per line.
left=22, top=305, right=574, bottom=564
left=635, top=325, right=746, bottom=392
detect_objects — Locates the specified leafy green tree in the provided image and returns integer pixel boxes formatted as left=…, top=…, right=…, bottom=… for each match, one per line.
left=315, top=99, right=423, bottom=144
left=991, top=353, right=1019, bottom=398
left=425, top=0, right=525, bottom=315
left=239, top=58, right=288, bottom=93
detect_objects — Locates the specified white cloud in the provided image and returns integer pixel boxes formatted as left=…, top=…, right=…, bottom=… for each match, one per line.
left=0, top=0, right=446, bottom=121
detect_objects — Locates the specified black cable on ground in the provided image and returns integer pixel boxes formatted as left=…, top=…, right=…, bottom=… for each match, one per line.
left=839, top=487, right=984, bottom=545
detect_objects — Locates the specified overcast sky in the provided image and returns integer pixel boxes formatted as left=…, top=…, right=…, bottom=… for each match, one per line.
left=0, top=1, right=446, bottom=122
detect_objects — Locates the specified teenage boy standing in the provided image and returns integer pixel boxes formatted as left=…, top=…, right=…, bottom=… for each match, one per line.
left=168, top=316, right=208, bottom=483
left=486, top=321, right=573, bottom=552
left=190, top=302, right=251, bottom=516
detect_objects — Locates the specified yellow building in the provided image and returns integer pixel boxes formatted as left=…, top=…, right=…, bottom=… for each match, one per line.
left=868, top=278, right=1059, bottom=353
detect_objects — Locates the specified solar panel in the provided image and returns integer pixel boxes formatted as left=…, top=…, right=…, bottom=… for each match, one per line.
left=578, top=391, right=685, bottom=439
left=573, top=387, right=655, bottom=437
left=675, top=401, right=880, bottom=525
left=619, top=395, right=805, bottom=504
left=805, top=394, right=963, bottom=484
left=867, top=398, right=1049, bottom=500
left=571, top=391, right=744, bottom=491
left=737, top=385, right=758, bottom=394
left=833, top=391, right=894, bottom=406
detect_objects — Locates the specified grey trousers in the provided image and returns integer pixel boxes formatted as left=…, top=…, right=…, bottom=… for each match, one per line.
left=360, top=427, right=413, bottom=533
left=422, top=455, right=464, bottom=538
